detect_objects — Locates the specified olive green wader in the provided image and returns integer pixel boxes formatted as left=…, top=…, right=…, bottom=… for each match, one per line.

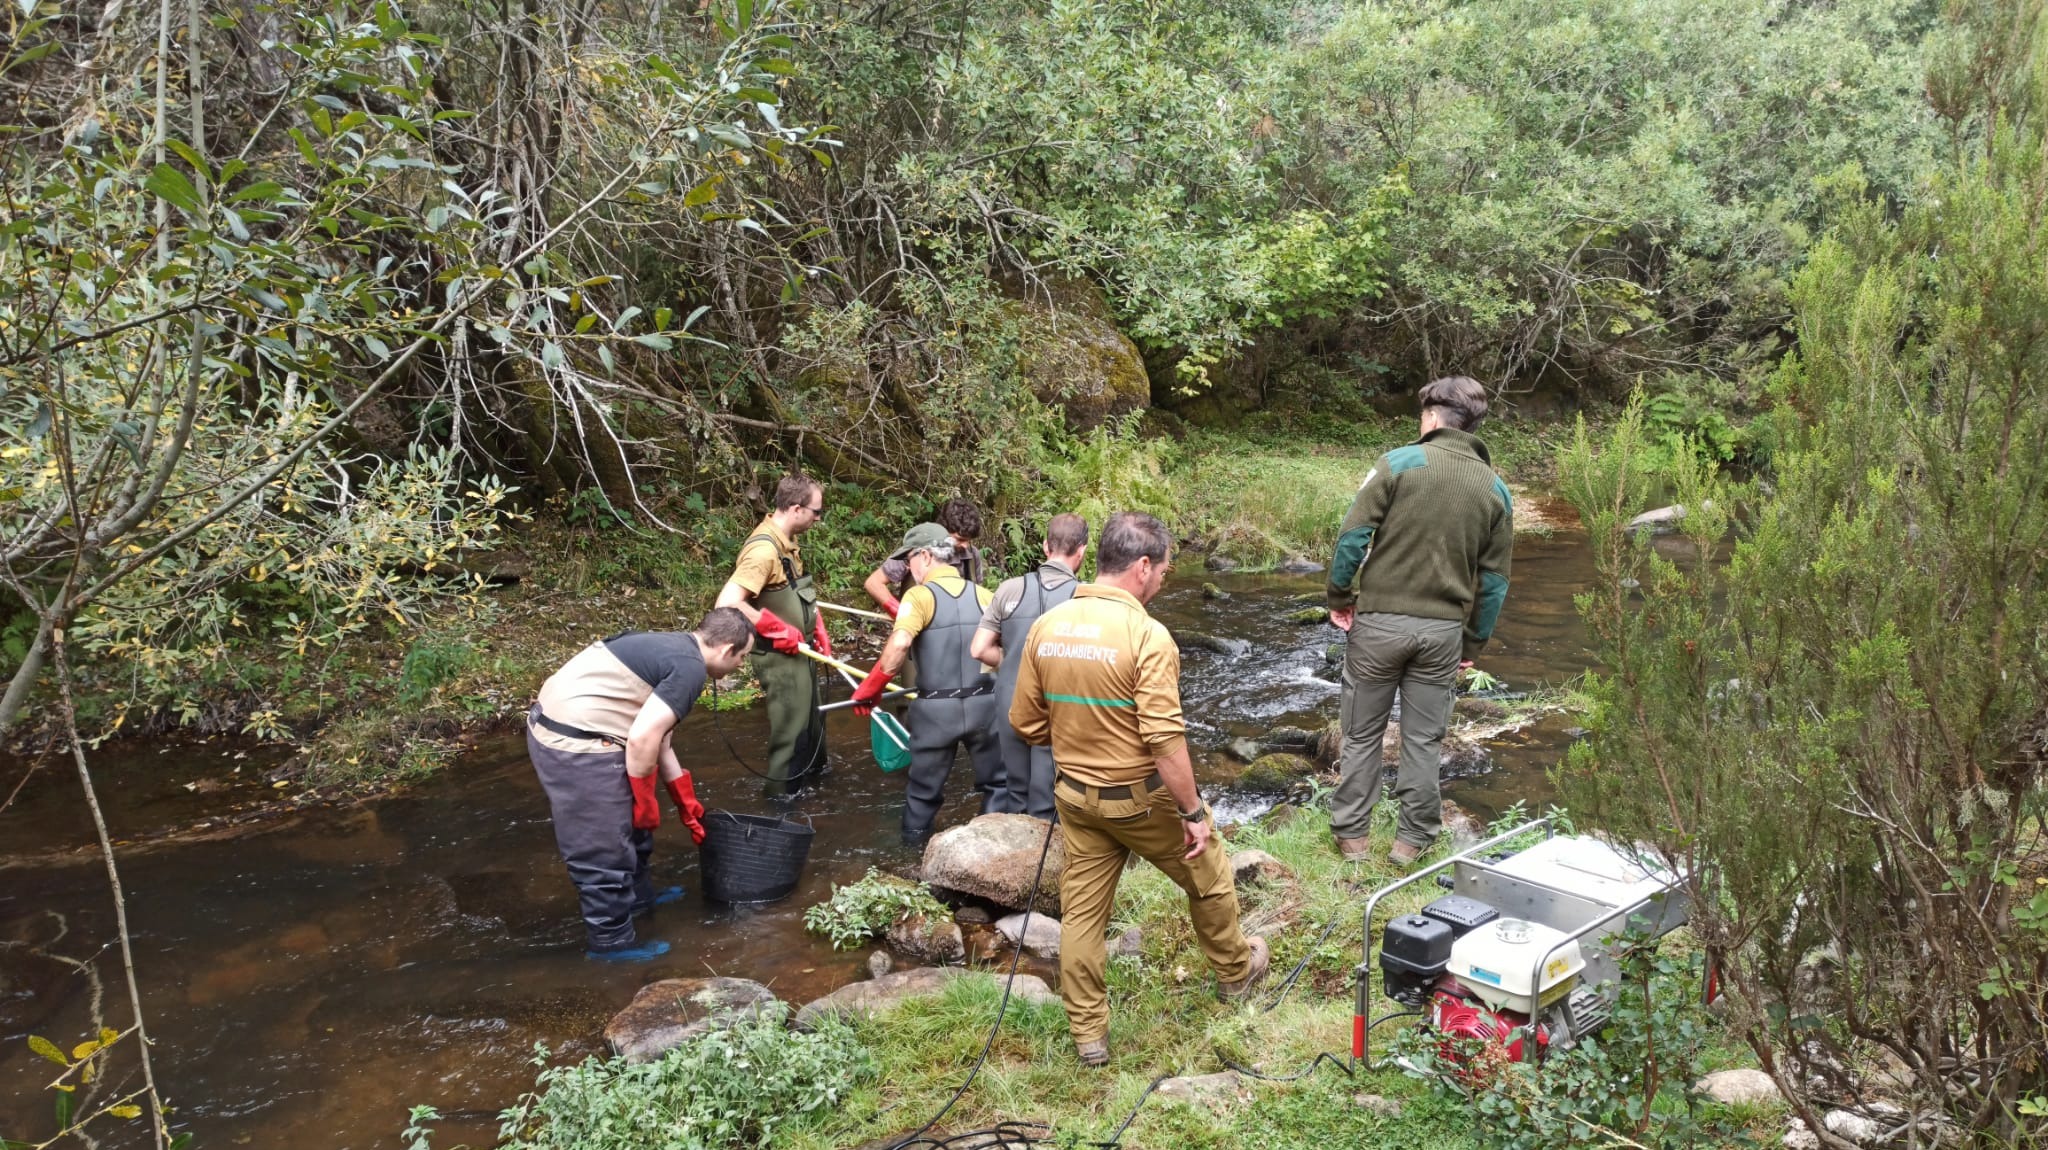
left=747, top=535, right=827, bottom=796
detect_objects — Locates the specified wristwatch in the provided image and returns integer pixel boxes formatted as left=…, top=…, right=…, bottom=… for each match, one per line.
left=1178, top=804, right=1208, bottom=823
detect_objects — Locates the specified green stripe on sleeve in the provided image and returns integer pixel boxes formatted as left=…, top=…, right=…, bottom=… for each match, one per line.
left=1472, top=570, right=1509, bottom=641
left=1045, top=693, right=1136, bottom=708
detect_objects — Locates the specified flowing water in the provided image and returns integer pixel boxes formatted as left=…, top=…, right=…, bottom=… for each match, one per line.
left=0, top=504, right=1598, bottom=1149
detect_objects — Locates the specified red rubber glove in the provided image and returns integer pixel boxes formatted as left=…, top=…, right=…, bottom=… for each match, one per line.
left=812, top=612, right=833, bottom=658
left=849, top=665, right=894, bottom=717
left=878, top=593, right=902, bottom=619
left=665, top=772, right=707, bottom=845
left=755, top=610, right=804, bottom=655
left=628, top=773, right=660, bottom=830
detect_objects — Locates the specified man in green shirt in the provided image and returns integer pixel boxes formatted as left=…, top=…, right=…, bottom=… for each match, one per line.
left=1325, top=376, right=1513, bottom=866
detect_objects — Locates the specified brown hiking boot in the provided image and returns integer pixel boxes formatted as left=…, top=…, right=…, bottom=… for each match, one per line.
left=1219, top=935, right=1271, bottom=1000
left=1337, top=835, right=1374, bottom=862
left=1075, top=1038, right=1109, bottom=1067
left=1388, top=839, right=1426, bottom=867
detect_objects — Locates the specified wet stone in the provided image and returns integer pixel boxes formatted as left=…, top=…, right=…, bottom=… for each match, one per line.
left=1201, top=583, right=1230, bottom=601
left=887, top=913, right=965, bottom=964
left=1204, top=554, right=1240, bottom=573
left=953, top=904, right=993, bottom=925
left=604, top=977, right=778, bottom=1064
left=1273, top=555, right=1325, bottom=575
left=1225, top=738, right=1265, bottom=764
left=1285, top=607, right=1330, bottom=625
left=993, top=912, right=1062, bottom=959
left=1237, top=754, right=1316, bottom=792
left=867, top=950, right=893, bottom=979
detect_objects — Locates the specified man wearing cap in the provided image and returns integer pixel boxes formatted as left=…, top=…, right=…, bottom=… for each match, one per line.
left=527, top=608, right=753, bottom=961
left=1326, top=375, right=1514, bottom=867
left=1009, top=511, right=1268, bottom=1065
left=971, top=512, right=1089, bottom=820
left=849, top=522, right=1019, bottom=846
left=715, top=472, right=832, bottom=796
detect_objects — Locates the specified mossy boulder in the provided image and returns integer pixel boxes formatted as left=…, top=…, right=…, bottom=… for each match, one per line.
left=1013, top=292, right=1150, bottom=432
left=1236, top=753, right=1317, bottom=791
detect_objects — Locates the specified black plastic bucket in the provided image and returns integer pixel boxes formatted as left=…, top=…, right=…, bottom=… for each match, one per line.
left=699, top=810, right=815, bottom=904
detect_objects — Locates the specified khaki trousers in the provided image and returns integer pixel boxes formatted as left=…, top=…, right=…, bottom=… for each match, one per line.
left=1054, top=775, right=1253, bottom=1044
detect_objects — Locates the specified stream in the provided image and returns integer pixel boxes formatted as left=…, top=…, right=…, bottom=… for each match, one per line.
left=0, top=508, right=1598, bottom=1149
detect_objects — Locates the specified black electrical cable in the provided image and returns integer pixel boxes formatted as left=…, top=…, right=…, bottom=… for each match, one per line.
left=886, top=820, right=1059, bottom=1150
left=706, top=676, right=829, bottom=784
left=1090, top=1075, right=1170, bottom=1148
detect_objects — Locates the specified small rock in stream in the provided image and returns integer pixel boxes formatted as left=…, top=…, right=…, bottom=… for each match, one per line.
left=887, top=912, right=965, bottom=964
left=1237, top=753, right=1317, bottom=791
left=1285, top=607, right=1330, bottom=625
left=1202, top=582, right=1230, bottom=601
left=1260, top=725, right=1318, bottom=750
left=953, top=904, right=993, bottom=925
left=1176, top=630, right=1250, bottom=657
left=1205, top=554, right=1240, bottom=573
left=1273, top=555, right=1325, bottom=575
left=1224, top=737, right=1265, bottom=764
left=993, top=912, right=1063, bottom=958
left=868, top=950, right=893, bottom=979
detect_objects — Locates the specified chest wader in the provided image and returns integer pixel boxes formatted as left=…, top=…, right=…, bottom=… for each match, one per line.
left=747, top=537, right=827, bottom=796
left=994, top=571, right=1077, bottom=820
left=901, top=581, right=1018, bottom=841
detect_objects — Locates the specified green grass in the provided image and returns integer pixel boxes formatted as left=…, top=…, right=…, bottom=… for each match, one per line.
left=775, top=798, right=1494, bottom=1149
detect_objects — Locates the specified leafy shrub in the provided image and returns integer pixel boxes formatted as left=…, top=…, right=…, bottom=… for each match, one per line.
left=411, top=1004, right=872, bottom=1150
left=396, top=638, right=476, bottom=709
left=804, top=868, right=952, bottom=950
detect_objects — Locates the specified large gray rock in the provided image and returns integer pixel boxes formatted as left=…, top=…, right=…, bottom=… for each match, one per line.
left=604, top=977, right=778, bottom=1064
left=1439, top=800, right=1487, bottom=851
left=1230, top=849, right=1294, bottom=890
left=1155, top=1071, right=1250, bottom=1111
left=1014, top=290, right=1149, bottom=433
left=922, top=814, right=1065, bottom=914
left=795, top=967, right=1057, bottom=1030
left=887, top=913, right=965, bottom=964
left=1695, top=1068, right=1782, bottom=1106
left=993, top=912, right=1063, bottom=958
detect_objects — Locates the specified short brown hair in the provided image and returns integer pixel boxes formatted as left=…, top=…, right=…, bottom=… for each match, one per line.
left=1045, top=513, right=1089, bottom=556
left=1096, top=511, right=1170, bottom=576
left=774, top=472, right=821, bottom=511
left=697, top=606, right=755, bottom=653
left=937, top=497, right=982, bottom=540
left=1418, top=376, right=1488, bottom=431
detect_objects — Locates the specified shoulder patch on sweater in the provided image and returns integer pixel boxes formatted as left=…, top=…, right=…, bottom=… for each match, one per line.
left=1386, top=445, right=1427, bottom=475
left=1491, top=476, right=1513, bottom=515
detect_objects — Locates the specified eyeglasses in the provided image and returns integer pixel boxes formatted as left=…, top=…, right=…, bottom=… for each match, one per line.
left=806, top=504, right=826, bottom=518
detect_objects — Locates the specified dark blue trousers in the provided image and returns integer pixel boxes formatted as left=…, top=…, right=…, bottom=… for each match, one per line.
left=527, top=720, right=655, bottom=951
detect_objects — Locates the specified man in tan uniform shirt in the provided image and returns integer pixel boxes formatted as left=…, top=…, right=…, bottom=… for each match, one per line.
left=1010, top=511, right=1269, bottom=1065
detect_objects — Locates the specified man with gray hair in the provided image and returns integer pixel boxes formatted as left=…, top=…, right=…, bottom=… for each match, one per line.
left=849, top=522, right=1018, bottom=846
left=1326, top=376, right=1514, bottom=867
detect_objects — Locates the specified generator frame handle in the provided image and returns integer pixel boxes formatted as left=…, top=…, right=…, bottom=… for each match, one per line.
left=1354, top=816, right=1556, bottom=1067
left=1503, top=889, right=1667, bottom=1062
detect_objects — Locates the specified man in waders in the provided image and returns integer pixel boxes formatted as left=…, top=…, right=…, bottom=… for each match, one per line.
left=847, top=522, right=1019, bottom=847
left=971, top=512, right=1090, bottom=820
left=715, top=473, right=832, bottom=797
left=527, top=608, right=753, bottom=961
left=1010, top=512, right=1268, bottom=1065
left=863, top=497, right=987, bottom=616
left=1326, top=376, right=1513, bottom=867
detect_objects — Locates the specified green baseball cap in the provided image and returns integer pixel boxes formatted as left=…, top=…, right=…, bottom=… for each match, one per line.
left=889, top=521, right=952, bottom=562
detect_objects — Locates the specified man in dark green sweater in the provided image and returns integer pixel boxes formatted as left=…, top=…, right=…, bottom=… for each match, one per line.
left=1325, top=376, right=1513, bottom=866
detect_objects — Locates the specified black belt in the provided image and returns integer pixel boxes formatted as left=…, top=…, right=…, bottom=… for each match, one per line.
left=530, top=707, right=623, bottom=746
left=1057, top=772, right=1164, bottom=800
left=915, top=682, right=995, bottom=700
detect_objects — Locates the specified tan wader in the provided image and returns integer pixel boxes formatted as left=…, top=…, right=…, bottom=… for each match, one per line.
left=1053, top=774, right=1253, bottom=1044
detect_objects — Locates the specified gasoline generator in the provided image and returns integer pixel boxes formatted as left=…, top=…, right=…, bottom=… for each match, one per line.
left=1353, top=818, right=1690, bottom=1071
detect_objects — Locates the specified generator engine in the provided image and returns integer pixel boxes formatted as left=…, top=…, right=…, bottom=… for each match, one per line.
left=1381, top=895, right=1605, bottom=1068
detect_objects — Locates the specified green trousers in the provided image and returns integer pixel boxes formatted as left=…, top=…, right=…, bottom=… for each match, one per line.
left=1329, top=612, right=1463, bottom=848
left=752, top=648, right=821, bottom=794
